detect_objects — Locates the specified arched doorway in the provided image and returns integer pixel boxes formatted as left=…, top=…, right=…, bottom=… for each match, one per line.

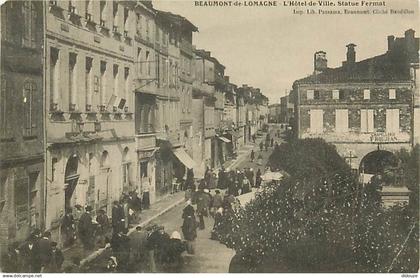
left=65, top=154, right=79, bottom=211
left=359, top=150, right=398, bottom=175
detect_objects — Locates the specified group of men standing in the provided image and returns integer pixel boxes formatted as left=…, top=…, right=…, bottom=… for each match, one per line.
left=2, top=230, right=64, bottom=273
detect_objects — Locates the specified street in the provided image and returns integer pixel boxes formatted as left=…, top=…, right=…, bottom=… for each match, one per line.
left=85, top=125, right=284, bottom=272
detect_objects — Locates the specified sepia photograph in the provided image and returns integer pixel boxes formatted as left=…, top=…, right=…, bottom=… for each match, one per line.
left=0, top=0, right=419, bottom=274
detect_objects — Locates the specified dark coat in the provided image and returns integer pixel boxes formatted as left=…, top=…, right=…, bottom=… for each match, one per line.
left=45, top=249, right=64, bottom=273
left=112, top=206, right=125, bottom=228
left=130, top=230, right=148, bottom=260
left=196, top=192, right=210, bottom=214
left=78, top=212, right=95, bottom=241
left=163, top=239, right=186, bottom=272
left=20, top=241, right=41, bottom=272
left=2, top=249, right=22, bottom=272
left=38, top=237, right=52, bottom=266
left=213, top=194, right=223, bottom=208
left=182, top=216, right=197, bottom=241
left=182, top=204, right=195, bottom=219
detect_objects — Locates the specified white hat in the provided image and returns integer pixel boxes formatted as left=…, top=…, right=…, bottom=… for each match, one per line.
left=186, top=200, right=192, bottom=206
left=204, top=189, right=209, bottom=193
left=171, top=231, right=182, bottom=240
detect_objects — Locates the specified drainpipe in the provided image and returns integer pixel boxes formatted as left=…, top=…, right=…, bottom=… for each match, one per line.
left=42, top=0, right=48, bottom=233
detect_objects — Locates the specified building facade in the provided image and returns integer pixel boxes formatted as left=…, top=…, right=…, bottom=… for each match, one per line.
left=45, top=0, right=137, bottom=230
left=0, top=0, right=45, bottom=254
left=293, top=29, right=419, bottom=173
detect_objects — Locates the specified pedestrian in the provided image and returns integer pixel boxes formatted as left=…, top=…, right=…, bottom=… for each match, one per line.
left=38, top=231, right=52, bottom=271
left=256, top=169, right=262, bottom=187
left=44, top=242, right=64, bottom=273
left=142, top=181, right=151, bottom=209
left=264, top=141, right=268, bottom=151
left=96, top=209, right=109, bottom=247
left=184, top=188, right=192, bottom=202
left=259, top=141, right=263, bottom=151
left=250, top=150, right=255, bottom=162
left=61, top=208, right=75, bottom=248
left=111, top=230, right=130, bottom=272
left=209, top=171, right=217, bottom=189
left=122, top=198, right=130, bottom=230
left=247, top=168, right=255, bottom=187
left=271, top=138, right=274, bottom=148
left=257, top=153, right=263, bottom=166
left=146, top=224, right=160, bottom=272
left=217, top=167, right=226, bottom=189
left=155, top=226, right=171, bottom=265
left=112, top=201, right=125, bottom=234
left=163, top=231, right=186, bottom=273
left=182, top=201, right=197, bottom=254
left=130, top=226, right=148, bottom=270
left=2, top=242, right=22, bottom=272
left=211, top=207, right=224, bottom=240
left=196, top=189, right=210, bottom=230
left=212, top=190, right=223, bottom=210
left=73, top=205, right=83, bottom=238
left=78, top=205, right=95, bottom=250
left=20, top=234, right=41, bottom=272
left=242, top=176, right=251, bottom=194
left=185, top=169, right=195, bottom=191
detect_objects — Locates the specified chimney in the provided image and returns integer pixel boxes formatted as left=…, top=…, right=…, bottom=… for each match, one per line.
left=346, top=43, right=356, bottom=64
left=405, top=29, right=415, bottom=39
left=387, top=35, right=395, bottom=51
left=314, top=51, right=327, bottom=73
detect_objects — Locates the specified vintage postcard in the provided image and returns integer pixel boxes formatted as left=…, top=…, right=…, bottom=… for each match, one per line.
left=0, top=0, right=418, bottom=274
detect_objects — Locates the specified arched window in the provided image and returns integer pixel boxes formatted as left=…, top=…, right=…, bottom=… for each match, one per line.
left=23, top=81, right=37, bottom=136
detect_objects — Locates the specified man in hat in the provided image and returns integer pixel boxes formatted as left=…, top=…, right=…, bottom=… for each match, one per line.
left=61, top=208, right=75, bottom=247
left=78, top=205, right=95, bottom=250
left=20, top=233, right=41, bottom=272
left=112, top=201, right=125, bottom=234
left=196, top=189, right=211, bottom=230
left=130, top=226, right=148, bottom=270
left=2, top=242, right=22, bottom=272
left=38, top=231, right=53, bottom=271
left=182, top=201, right=197, bottom=255
left=45, top=242, right=64, bottom=273
left=146, top=224, right=160, bottom=272
left=111, top=230, right=130, bottom=272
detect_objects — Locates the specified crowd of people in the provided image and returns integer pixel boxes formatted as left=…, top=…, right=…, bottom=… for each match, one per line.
left=2, top=126, right=280, bottom=273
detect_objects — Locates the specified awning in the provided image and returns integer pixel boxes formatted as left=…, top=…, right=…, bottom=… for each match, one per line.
left=217, top=136, right=231, bottom=143
left=173, top=148, right=196, bottom=169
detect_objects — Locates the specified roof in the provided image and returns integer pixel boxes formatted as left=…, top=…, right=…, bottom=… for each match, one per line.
left=154, top=10, right=198, bottom=32
left=295, top=37, right=419, bottom=85
left=194, top=49, right=225, bottom=69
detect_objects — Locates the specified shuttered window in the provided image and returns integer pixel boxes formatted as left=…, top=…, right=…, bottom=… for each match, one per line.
left=310, top=109, right=323, bottom=133
left=360, top=109, right=374, bottom=133
left=386, top=109, right=400, bottom=134
left=335, top=109, right=348, bottom=133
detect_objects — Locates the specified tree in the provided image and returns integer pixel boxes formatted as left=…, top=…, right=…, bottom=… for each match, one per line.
left=219, top=139, right=418, bottom=272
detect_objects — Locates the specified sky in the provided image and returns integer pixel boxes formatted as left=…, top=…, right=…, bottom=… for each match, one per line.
left=154, top=0, right=419, bottom=104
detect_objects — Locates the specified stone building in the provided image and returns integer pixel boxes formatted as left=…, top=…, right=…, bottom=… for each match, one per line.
left=280, top=94, right=294, bottom=125
left=236, top=92, right=247, bottom=146
left=0, top=0, right=45, bottom=254
left=193, top=49, right=219, bottom=169
left=269, top=103, right=281, bottom=123
left=292, top=29, right=419, bottom=173
left=45, top=0, right=137, bottom=229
